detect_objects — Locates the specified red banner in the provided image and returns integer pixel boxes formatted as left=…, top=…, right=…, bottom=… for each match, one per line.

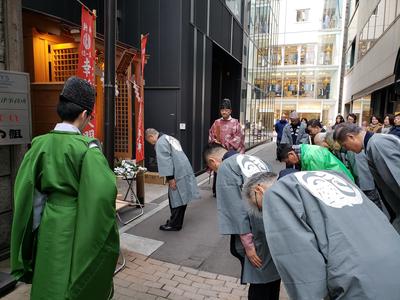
left=135, top=34, right=148, bottom=162
left=134, top=80, right=144, bottom=162
left=141, top=34, right=148, bottom=77
left=77, top=6, right=97, bottom=137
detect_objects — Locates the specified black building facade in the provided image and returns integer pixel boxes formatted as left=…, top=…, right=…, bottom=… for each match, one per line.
left=22, top=0, right=280, bottom=173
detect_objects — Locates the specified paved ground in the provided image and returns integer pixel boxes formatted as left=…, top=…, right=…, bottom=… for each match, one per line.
left=2, top=141, right=289, bottom=299
left=3, top=250, right=289, bottom=300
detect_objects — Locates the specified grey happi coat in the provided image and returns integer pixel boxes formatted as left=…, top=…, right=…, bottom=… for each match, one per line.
left=264, top=170, right=400, bottom=300
left=216, top=154, right=279, bottom=284
left=365, top=134, right=400, bottom=231
left=155, top=134, right=200, bottom=208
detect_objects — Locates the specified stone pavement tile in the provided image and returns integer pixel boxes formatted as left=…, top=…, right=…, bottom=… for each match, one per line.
left=197, top=288, right=219, bottom=298
left=3, top=249, right=291, bottom=300
left=185, top=273, right=205, bottom=283
left=225, top=281, right=246, bottom=290
left=183, top=291, right=205, bottom=300
left=177, top=283, right=198, bottom=293
left=162, top=285, right=185, bottom=296
left=180, top=266, right=199, bottom=275
left=172, top=275, right=192, bottom=286
left=167, top=293, right=188, bottom=300
left=192, top=282, right=212, bottom=290
left=158, top=277, right=180, bottom=287
left=147, top=287, right=170, bottom=298
left=168, top=268, right=187, bottom=278
left=197, top=270, right=217, bottom=279
left=216, top=274, right=237, bottom=283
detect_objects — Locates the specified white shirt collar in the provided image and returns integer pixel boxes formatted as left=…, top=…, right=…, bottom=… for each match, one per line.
left=54, top=123, right=81, bottom=133
left=220, top=116, right=232, bottom=121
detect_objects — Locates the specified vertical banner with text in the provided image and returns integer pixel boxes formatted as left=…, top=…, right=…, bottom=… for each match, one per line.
left=77, top=6, right=97, bottom=137
left=135, top=34, right=148, bottom=162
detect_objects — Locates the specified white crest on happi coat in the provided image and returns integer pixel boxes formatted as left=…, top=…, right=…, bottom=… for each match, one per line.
left=236, top=154, right=268, bottom=178
left=165, top=135, right=183, bottom=152
left=294, top=171, right=363, bottom=208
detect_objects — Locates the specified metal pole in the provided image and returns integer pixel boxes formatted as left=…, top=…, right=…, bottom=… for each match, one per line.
left=104, top=0, right=116, bottom=167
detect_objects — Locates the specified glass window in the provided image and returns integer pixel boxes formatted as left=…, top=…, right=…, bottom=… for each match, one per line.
left=300, top=44, right=315, bottom=65
left=299, top=71, right=315, bottom=98
left=318, top=43, right=333, bottom=65
left=296, top=9, right=310, bottom=22
left=322, top=0, right=340, bottom=30
left=322, top=102, right=336, bottom=126
left=274, top=100, right=282, bottom=122
left=375, top=1, right=385, bottom=39
left=345, top=39, right=356, bottom=71
left=316, top=71, right=332, bottom=99
left=269, top=72, right=282, bottom=97
left=282, top=103, right=297, bottom=117
left=397, top=0, right=400, bottom=17
left=358, top=23, right=369, bottom=59
left=283, top=72, right=299, bottom=98
left=225, top=0, right=242, bottom=22
left=271, top=46, right=282, bottom=65
left=284, top=45, right=298, bottom=65
left=385, top=0, right=397, bottom=30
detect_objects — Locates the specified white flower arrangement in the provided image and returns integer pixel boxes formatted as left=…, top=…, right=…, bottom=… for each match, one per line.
left=114, top=160, right=147, bottom=179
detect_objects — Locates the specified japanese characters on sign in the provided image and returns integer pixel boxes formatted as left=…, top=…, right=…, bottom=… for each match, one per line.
left=135, top=34, right=148, bottom=163
left=77, top=6, right=97, bottom=138
left=0, top=71, right=31, bottom=145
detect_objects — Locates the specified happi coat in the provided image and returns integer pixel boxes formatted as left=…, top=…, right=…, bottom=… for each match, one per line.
left=263, top=171, right=400, bottom=300
left=11, top=124, right=119, bottom=300
left=155, top=134, right=200, bottom=208
left=365, top=133, right=400, bottom=231
left=216, top=154, right=279, bottom=284
left=299, top=144, right=354, bottom=182
left=209, top=117, right=245, bottom=153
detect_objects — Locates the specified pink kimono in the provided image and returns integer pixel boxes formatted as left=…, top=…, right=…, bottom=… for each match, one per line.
left=209, top=117, right=245, bottom=153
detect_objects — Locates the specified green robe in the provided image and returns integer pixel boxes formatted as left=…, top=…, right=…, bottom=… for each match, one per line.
left=300, top=144, right=354, bottom=182
left=11, top=130, right=119, bottom=300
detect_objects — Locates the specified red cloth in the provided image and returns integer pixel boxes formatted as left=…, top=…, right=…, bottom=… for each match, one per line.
left=209, top=117, right=245, bottom=153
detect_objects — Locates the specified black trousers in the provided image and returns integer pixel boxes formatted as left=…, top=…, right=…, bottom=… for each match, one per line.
left=248, top=280, right=281, bottom=300
left=212, top=172, right=217, bottom=195
left=230, top=235, right=281, bottom=300
left=276, top=140, right=281, bottom=160
left=168, top=197, right=187, bottom=228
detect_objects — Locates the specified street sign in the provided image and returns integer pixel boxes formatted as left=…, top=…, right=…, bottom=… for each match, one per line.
left=0, top=71, right=31, bottom=145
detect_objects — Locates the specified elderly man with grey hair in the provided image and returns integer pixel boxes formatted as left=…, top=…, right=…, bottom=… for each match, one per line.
left=315, top=131, right=385, bottom=211
left=243, top=171, right=400, bottom=300
left=333, top=122, right=400, bottom=231
left=145, top=128, right=199, bottom=231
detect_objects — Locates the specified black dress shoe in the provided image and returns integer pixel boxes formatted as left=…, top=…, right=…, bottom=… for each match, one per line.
left=159, top=224, right=182, bottom=231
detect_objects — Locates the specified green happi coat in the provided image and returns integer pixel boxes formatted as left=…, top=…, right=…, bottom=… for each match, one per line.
left=11, top=129, right=119, bottom=300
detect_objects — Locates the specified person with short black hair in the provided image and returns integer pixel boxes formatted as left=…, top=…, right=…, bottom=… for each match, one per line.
left=333, top=122, right=400, bottom=231
left=208, top=98, right=245, bottom=196
left=367, top=115, right=383, bottom=133
left=331, top=114, right=345, bottom=129
left=382, top=114, right=395, bottom=134
left=203, top=144, right=281, bottom=300
left=388, top=113, right=400, bottom=137
left=243, top=171, right=400, bottom=300
left=277, top=143, right=354, bottom=181
left=11, top=76, right=119, bottom=299
left=346, top=113, right=357, bottom=124
left=306, top=119, right=325, bottom=144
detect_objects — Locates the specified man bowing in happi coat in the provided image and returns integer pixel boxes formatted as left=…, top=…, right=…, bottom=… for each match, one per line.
left=146, top=128, right=200, bottom=231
